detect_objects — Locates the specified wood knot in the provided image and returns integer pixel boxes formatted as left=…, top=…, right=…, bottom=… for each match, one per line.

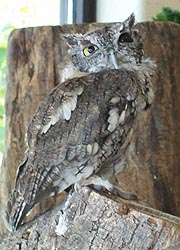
left=117, top=204, right=129, bottom=215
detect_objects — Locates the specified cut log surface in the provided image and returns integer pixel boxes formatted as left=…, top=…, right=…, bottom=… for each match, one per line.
left=1, top=188, right=180, bottom=250
left=0, top=21, right=180, bottom=243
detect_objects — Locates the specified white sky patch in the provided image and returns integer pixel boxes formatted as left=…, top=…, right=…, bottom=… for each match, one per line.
left=96, top=0, right=142, bottom=23
left=0, top=0, right=60, bottom=30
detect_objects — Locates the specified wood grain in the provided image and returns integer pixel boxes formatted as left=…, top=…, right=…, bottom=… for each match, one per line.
left=1, top=188, right=180, bottom=249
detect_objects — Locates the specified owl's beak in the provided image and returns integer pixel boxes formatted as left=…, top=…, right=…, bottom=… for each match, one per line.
left=108, top=50, right=118, bottom=69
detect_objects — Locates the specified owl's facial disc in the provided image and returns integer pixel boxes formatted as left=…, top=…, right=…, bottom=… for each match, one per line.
left=62, top=12, right=143, bottom=75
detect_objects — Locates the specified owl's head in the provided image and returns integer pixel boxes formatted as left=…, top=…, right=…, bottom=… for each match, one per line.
left=62, top=14, right=144, bottom=80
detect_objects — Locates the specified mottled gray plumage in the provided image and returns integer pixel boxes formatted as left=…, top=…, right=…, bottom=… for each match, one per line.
left=4, top=14, right=155, bottom=231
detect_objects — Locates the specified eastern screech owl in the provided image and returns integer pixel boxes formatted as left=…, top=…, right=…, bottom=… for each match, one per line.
left=3, top=13, right=155, bottom=231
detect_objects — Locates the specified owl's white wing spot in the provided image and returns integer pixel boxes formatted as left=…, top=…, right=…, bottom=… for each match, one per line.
left=110, top=96, right=120, bottom=104
left=126, top=93, right=135, bottom=101
left=41, top=123, right=51, bottom=134
left=41, top=87, right=83, bottom=134
left=92, top=142, right=99, bottom=155
left=87, top=142, right=99, bottom=155
left=107, top=100, right=129, bottom=132
left=87, top=144, right=92, bottom=155
left=107, top=108, right=119, bottom=132
left=119, top=110, right=126, bottom=125
left=70, top=96, right=77, bottom=111
left=62, top=101, right=72, bottom=120
left=53, top=165, right=94, bottom=193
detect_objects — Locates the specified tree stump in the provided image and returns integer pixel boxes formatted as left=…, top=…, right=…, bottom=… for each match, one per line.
left=0, top=188, right=180, bottom=249
left=0, top=21, right=180, bottom=242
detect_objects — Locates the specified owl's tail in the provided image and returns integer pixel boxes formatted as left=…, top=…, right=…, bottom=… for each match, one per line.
left=2, top=189, right=31, bottom=231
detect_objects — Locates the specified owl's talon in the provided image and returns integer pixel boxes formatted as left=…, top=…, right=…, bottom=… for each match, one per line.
left=78, top=175, right=138, bottom=201
left=111, top=186, right=138, bottom=201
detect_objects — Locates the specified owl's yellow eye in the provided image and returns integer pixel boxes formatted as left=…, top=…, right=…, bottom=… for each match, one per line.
left=83, top=45, right=99, bottom=57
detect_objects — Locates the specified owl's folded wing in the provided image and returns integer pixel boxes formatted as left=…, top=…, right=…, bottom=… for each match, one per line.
left=27, top=73, right=96, bottom=147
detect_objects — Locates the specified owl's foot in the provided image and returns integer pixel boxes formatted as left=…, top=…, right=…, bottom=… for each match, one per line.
left=109, top=184, right=138, bottom=201
left=76, top=175, right=137, bottom=201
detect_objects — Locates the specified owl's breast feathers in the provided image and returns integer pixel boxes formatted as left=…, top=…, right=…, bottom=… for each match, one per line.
left=4, top=67, right=154, bottom=231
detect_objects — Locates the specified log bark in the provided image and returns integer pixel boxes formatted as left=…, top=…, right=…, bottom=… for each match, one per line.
left=0, top=21, right=180, bottom=240
left=120, top=21, right=180, bottom=215
left=0, top=188, right=180, bottom=250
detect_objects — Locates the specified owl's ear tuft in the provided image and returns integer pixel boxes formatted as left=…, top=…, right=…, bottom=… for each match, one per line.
left=61, top=33, right=83, bottom=47
left=122, top=13, right=136, bottom=30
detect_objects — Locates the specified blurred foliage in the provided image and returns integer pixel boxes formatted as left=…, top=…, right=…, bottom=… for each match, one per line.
left=0, top=87, right=5, bottom=152
left=0, top=24, right=15, bottom=87
left=0, top=24, right=16, bottom=153
left=0, top=1, right=59, bottom=155
left=0, top=46, right=6, bottom=87
left=153, top=7, right=180, bottom=24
